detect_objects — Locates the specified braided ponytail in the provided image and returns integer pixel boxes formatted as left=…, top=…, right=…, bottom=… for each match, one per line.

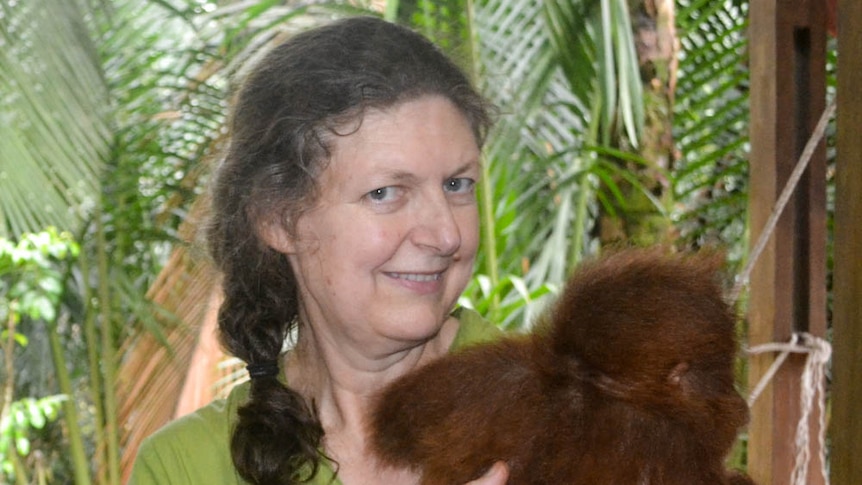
left=209, top=172, right=325, bottom=483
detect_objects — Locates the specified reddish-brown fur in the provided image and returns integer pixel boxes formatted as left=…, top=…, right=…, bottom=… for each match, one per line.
left=370, top=248, right=755, bottom=485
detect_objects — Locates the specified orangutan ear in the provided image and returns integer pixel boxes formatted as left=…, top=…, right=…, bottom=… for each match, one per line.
left=667, top=362, right=690, bottom=387
left=258, top=216, right=297, bottom=254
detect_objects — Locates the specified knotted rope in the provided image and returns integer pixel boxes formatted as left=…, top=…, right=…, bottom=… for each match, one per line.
left=746, top=333, right=832, bottom=485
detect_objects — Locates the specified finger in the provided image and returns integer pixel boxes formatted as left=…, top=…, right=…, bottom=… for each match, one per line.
left=467, top=461, right=509, bottom=484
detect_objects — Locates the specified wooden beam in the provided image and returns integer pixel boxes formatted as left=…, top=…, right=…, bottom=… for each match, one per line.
left=830, top=0, right=862, bottom=482
left=747, top=0, right=828, bottom=484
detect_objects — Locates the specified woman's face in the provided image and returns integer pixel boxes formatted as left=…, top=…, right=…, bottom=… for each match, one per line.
left=268, top=95, right=481, bottom=354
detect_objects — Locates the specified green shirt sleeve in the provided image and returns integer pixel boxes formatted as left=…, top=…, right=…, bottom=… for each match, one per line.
left=450, top=307, right=503, bottom=351
left=128, top=392, right=246, bottom=485
left=128, top=308, right=501, bottom=485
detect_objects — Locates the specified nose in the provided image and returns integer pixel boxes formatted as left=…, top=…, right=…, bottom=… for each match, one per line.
left=411, top=194, right=461, bottom=256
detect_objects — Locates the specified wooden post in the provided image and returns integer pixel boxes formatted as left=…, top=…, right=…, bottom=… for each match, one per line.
left=830, top=0, right=862, bottom=483
left=747, top=0, right=828, bottom=484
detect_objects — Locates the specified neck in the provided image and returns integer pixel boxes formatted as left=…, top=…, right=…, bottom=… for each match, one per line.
left=284, top=314, right=459, bottom=435
left=282, top=316, right=457, bottom=485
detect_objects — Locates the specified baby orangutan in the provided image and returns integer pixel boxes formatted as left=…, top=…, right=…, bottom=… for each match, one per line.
left=370, top=248, right=755, bottom=485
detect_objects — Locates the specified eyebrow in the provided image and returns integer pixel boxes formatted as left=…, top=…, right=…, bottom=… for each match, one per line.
left=378, top=169, right=420, bottom=185
left=450, top=159, right=482, bottom=176
left=374, top=159, right=481, bottom=184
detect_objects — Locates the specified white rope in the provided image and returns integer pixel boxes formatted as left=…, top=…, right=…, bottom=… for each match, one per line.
left=745, top=333, right=832, bottom=485
left=728, top=100, right=837, bottom=303
left=746, top=333, right=801, bottom=407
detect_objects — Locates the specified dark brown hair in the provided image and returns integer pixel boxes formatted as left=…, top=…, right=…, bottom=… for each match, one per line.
left=206, top=16, right=492, bottom=484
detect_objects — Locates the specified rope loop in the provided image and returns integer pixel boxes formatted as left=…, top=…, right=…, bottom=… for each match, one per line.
left=745, top=332, right=831, bottom=485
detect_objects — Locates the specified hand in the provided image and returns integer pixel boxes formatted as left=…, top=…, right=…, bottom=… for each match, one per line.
left=466, top=461, right=508, bottom=485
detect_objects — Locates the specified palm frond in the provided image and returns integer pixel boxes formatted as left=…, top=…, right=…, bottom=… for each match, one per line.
left=0, top=0, right=111, bottom=237
left=673, top=0, right=750, bottom=259
left=116, top=238, right=221, bottom=483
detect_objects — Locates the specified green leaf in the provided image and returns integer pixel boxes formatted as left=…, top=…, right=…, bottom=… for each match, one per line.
left=26, top=400, right=46, bottom=429
left=23, top=294, right=55, bottom=322
left=13, top=332, right=28, bottom=347
left=15, top=436, right=30, bottom=456
left=39, top=395, right=66, bottom=421
left=13, top=407, right=26, bottom=429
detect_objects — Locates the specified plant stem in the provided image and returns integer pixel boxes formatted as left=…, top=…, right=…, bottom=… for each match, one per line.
left=465, top=0, right=501, bottom=319
left=47, top=314, right=91, bottom=485
left=383, top=0, right=399, bottom=22
left=80, top=248, right=107, bottom=484
left=1, top=311, right=15, bottom=432
left=2, top=311, right=29, bottom=485
left=479, top=163, right=501, bottom=319
left=9, top=446, right=28, bottom=485
left=96, top=214, right=120, bottom=485
left=570, top=173, right=592, bottom=268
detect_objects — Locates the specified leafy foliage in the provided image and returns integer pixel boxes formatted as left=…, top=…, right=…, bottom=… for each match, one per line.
left=0, top=229, right=78, bottom=482
left=0, top=395, right=67, bottom=478
left=443, top=0, right=650, bottom=328
left=673, top=0, right=750, bottom=263
left=0, top=229, right=78, bottom=324
left=0, top=0, right=111, bottom=238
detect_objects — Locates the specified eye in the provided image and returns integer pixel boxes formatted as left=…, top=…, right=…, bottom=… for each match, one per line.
left=444, top=177, right=475, bottom=194
left=367, top=186, right=400, bottom=202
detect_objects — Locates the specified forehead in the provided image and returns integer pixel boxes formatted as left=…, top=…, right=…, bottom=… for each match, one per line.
left=320, top=95, right=479, bottom=177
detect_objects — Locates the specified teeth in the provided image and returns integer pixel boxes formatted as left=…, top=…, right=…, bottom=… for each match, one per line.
left=392, top=273, right=441, bottom=282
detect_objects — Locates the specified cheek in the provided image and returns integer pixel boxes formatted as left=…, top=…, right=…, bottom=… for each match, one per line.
left=457, top=208, right=480, bottom=258
left=327, top=217, right=405, bottom=268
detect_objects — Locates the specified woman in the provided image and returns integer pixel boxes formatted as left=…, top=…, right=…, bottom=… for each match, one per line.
left=130, top=16, right=509, bottom=485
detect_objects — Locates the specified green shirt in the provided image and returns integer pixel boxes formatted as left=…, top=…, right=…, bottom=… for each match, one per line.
left=129, top=308, right=501, bottom=485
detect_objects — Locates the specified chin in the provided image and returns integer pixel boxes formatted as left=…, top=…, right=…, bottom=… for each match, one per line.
left=382, top=308, right=452, bottom=342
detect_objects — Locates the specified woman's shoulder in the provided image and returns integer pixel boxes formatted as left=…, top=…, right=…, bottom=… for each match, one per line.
left=129, top=380, right=341, bottom=485
left=128, top=382, right=251, bottom=485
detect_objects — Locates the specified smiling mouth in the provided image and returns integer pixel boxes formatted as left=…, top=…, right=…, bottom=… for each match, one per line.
left=387, top=272, right=443, bottom=282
